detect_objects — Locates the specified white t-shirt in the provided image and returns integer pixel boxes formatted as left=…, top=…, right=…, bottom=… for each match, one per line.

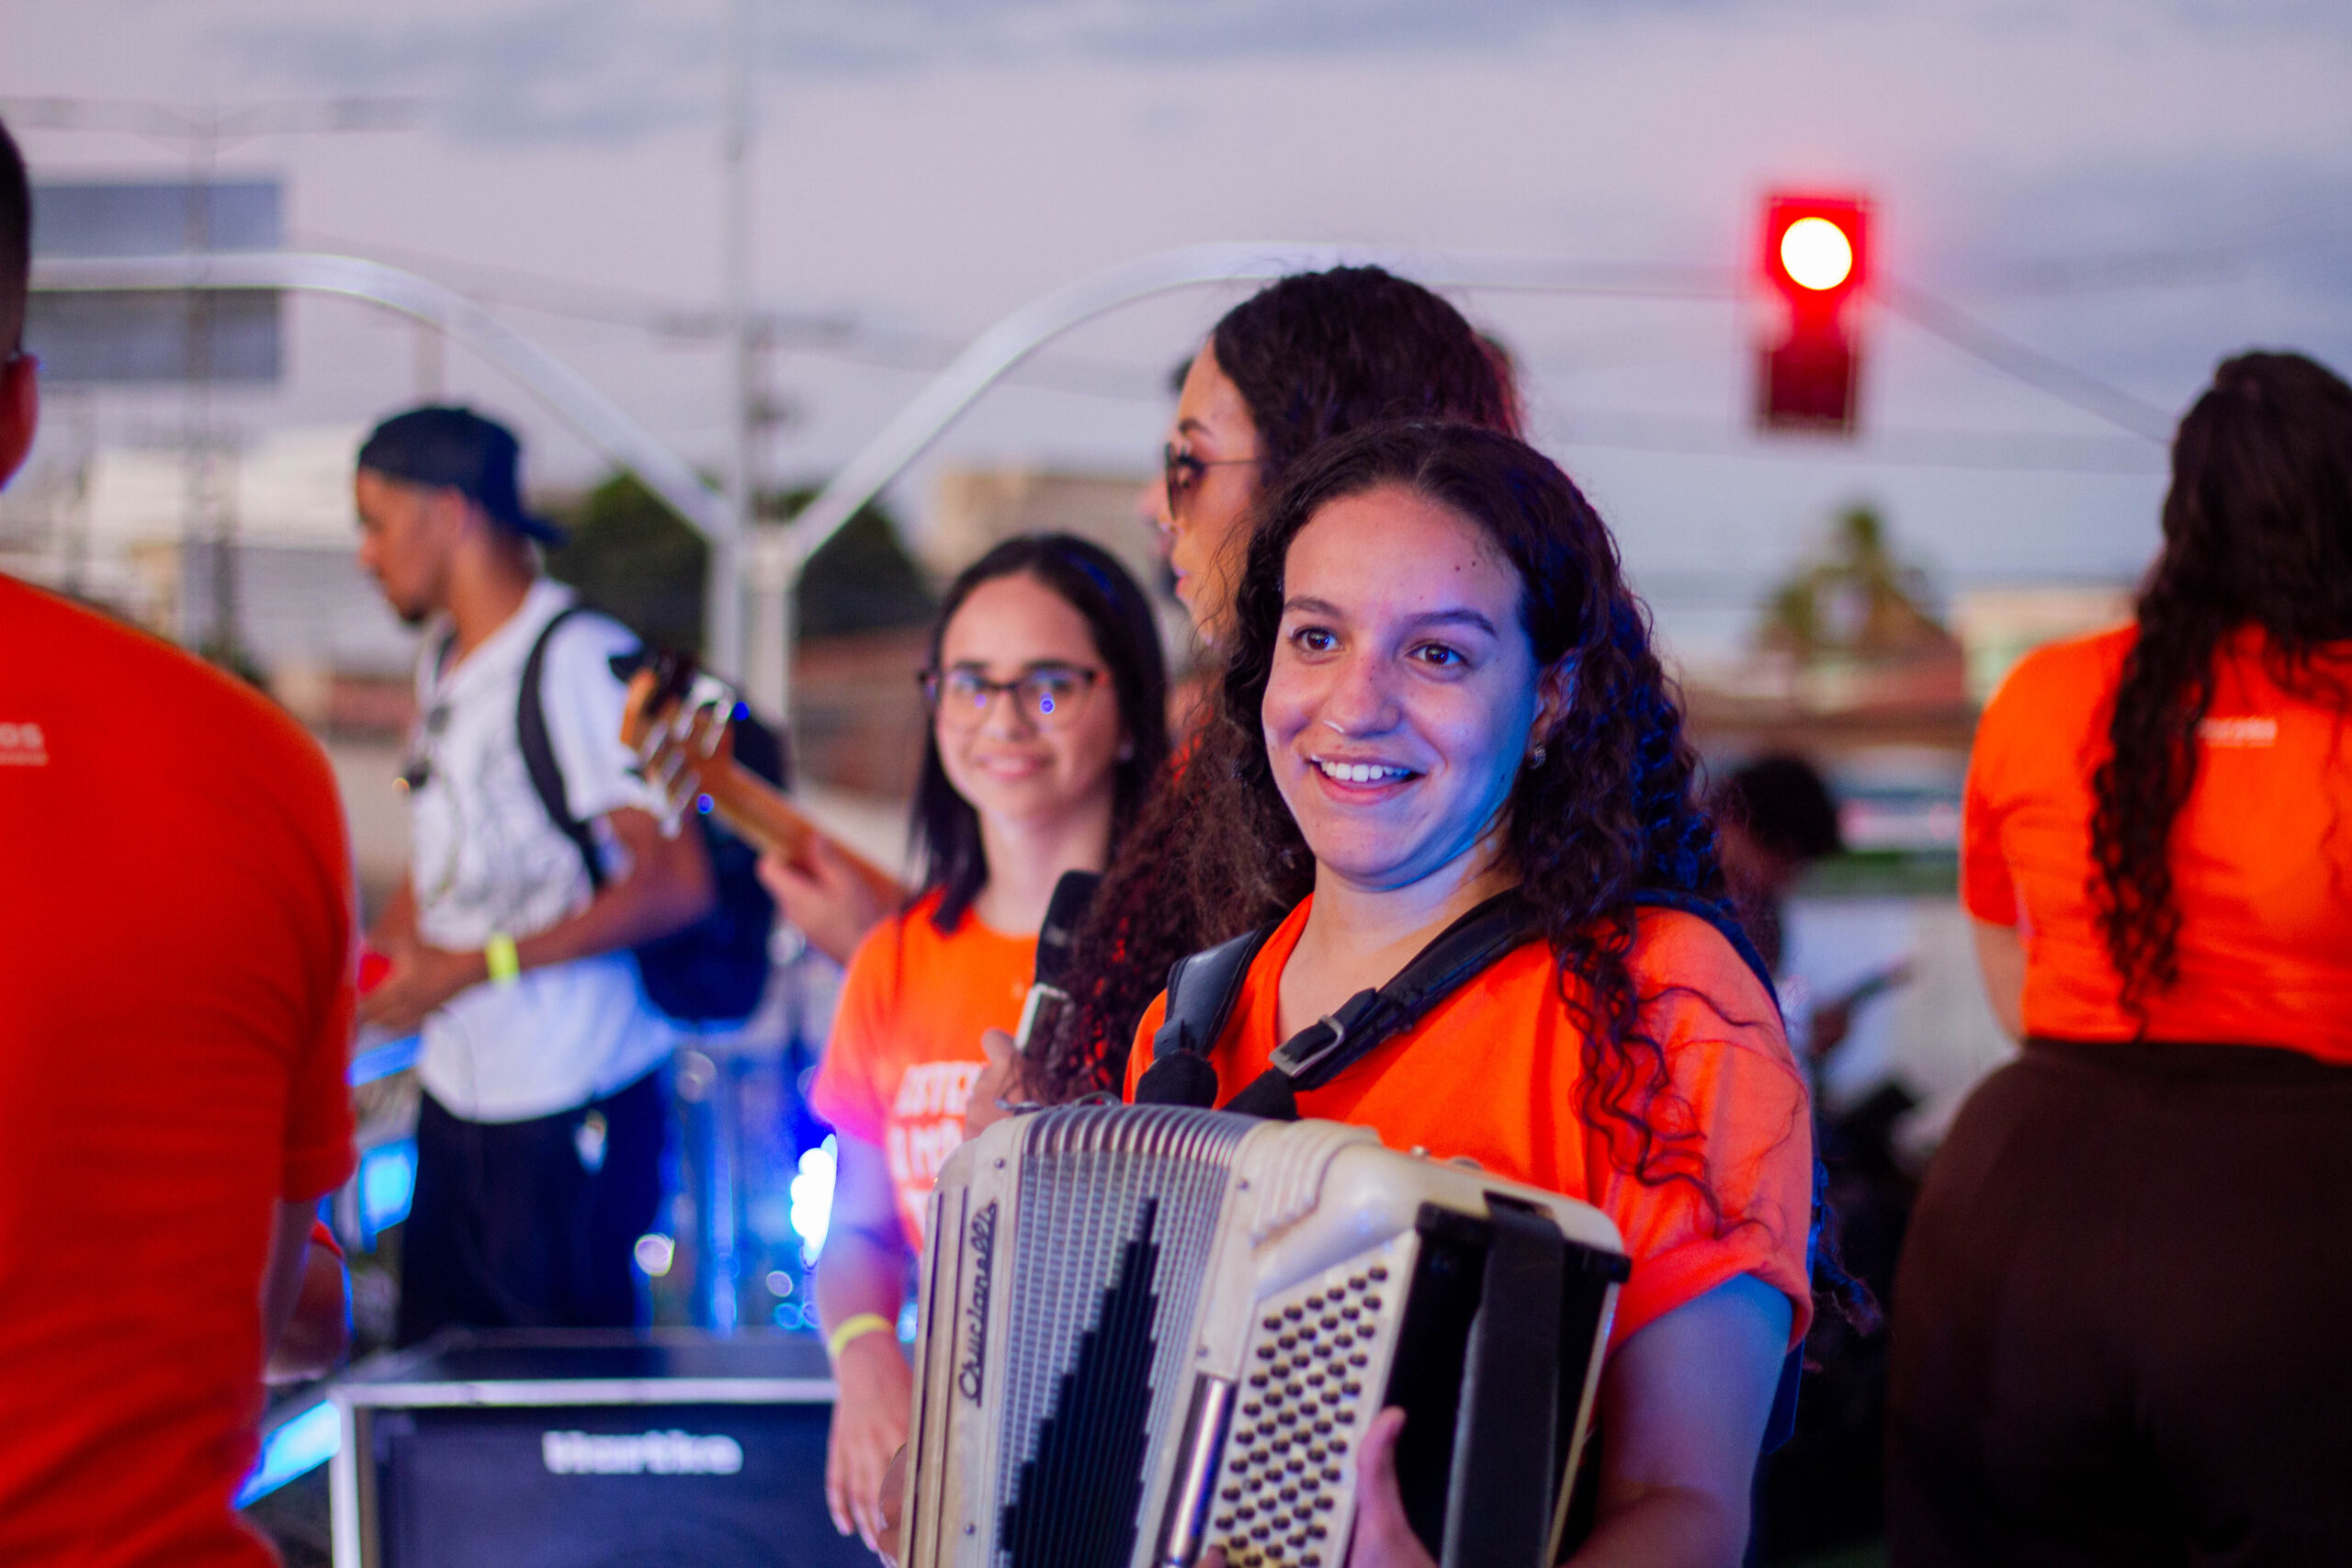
left=404, top=580, right=675, bottom=1122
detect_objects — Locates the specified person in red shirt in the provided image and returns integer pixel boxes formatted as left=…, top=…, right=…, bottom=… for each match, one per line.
left=0, top=118, right=357, bottom=1567
left=801, top=535, right=1168, bottom=1553
left=1890, top=351, right=2352, bottom=1566
left=1133, top=423, right=1815, bottom=1568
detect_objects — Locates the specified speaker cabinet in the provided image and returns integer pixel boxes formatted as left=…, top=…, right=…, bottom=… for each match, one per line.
left=331, top=1331, right=872, bottom=1568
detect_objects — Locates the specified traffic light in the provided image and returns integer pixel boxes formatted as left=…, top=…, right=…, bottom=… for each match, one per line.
left=1756, top=194, right=1870, bottom=434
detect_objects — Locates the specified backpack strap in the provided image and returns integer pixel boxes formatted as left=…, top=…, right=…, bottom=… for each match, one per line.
left=1131, top=923, right=1278, bottom=1108
left=516, top=604, right=607, bottom=893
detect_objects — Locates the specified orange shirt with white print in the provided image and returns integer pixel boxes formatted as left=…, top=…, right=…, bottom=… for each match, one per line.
left=1962, top=624, right=2352, bottom=1060
left=811, top=889, right=1037, bottom=1248
left=1127, top=898, right=1814, bottom=1355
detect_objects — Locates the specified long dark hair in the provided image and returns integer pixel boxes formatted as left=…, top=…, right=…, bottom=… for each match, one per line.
left=1183, top=423, right=1763, bottom=1213
left=1038, top=266, right=1521, bottom=1099
left=1210, top=265, right=1523, bottom=476
left=2090, top=351, right=2352, bottom=1009
left=909, top=534, right=1170, bottom=931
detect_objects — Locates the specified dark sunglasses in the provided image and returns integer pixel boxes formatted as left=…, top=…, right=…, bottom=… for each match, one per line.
left=1161, top=443, right=1262, bottom=521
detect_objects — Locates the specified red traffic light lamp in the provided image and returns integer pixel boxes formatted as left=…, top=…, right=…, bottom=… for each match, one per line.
left=1757, top=194, right=1871, bottom=434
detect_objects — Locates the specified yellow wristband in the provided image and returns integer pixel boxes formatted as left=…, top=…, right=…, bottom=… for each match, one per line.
left=827, top=1312, right=895, bottom=1361
left=484, top=932, right=521, bottom=987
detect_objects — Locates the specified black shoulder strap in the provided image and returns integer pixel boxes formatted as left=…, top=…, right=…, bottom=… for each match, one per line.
left=1225, top=888, right=1540, bottom=1121
left=1154, top=886, right=1778, bottom=1123
left=1131, top=924, right=1278, bottom=1108
left=516, top=603, right=606, bottom=893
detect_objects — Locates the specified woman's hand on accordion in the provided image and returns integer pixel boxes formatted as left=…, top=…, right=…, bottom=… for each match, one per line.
left=1201, top=1407, right=1434, bottom=1568
left=963, top=1028, right=1027, bottom=1140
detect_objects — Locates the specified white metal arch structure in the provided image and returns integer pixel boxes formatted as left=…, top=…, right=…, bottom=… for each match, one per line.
left=28, top=250, right=743, bottom=671
left=773, top=241, right=1730, bottom=718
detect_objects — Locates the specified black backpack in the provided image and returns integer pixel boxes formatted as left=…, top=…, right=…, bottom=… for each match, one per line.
left=514, top=604, right=787, bottom=1027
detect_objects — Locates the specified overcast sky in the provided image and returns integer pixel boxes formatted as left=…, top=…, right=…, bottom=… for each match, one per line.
left=7, top=0, right=2351, bottom=656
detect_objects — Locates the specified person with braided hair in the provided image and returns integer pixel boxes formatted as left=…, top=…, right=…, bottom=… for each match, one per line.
left=1887, top=352, right=2352, bottom=1565
left=1130, top=423, right=1815, bottom=1568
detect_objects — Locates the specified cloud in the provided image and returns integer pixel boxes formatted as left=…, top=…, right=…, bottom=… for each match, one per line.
left=211, top=0, right=1727, bottom=144
left=217, top=1, right=721, bottom=144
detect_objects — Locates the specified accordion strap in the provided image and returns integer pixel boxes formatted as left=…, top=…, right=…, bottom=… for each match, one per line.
left=1135, top=889, right=1540, bottom=1117
left=1138, top=886, right=1777, bottom=1120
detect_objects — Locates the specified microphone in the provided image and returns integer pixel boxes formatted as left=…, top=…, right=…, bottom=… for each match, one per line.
left=1013, top=870, right=1100, bottom=1059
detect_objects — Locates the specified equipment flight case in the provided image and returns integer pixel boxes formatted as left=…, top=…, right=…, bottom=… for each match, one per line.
left=328, top=1330, right=870, bottom=1568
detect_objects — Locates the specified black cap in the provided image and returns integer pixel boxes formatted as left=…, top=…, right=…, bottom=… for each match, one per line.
left=356, top=405, right=566, bottom=545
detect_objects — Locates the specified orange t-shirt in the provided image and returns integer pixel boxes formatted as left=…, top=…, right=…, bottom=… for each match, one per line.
left=811, top=890, right=1037, bottom=1248
left=0, top=579, right=357, bottom=1568
left=1126, top=899, right=1813, bottom=1354
left=1963, top=625, right=2352, bottom=1061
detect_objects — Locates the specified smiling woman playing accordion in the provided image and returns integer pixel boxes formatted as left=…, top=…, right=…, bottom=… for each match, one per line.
left=904, top=423, right=1821, bottom=1568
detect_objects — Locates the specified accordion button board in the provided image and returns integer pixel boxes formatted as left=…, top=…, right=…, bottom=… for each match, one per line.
left=900, top=1105, right=1631, bottom=1568
left=1210, top=1242, right=1408, bottom=1568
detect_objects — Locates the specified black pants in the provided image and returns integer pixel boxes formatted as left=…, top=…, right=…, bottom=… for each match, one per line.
left=396, top=1066, right=668, bottom=1347
left=1888, top=1039, right=2352, bottom=1568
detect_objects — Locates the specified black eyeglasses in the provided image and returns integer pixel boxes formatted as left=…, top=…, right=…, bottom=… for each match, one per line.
left=1162, top=443, right=1262, bottom=522
left=921, top=665, right=1102, bottom=730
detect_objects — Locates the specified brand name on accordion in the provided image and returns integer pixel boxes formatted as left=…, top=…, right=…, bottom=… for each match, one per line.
left=540, top=1429, right=745, bottom=1476
left=958, top=1201, right=998, bottom=1403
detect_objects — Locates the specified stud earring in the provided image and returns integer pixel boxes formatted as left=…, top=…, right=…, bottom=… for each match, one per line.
left=1528, top=745, right=1547, bottom=769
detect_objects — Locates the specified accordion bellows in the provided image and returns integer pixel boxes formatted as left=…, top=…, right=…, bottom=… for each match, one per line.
left=902, top=1104, right=1629, bottom=1568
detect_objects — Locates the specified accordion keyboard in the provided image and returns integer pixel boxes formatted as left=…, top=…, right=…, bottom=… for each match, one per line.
left=1211, top=1238, right=1414, bottom=1568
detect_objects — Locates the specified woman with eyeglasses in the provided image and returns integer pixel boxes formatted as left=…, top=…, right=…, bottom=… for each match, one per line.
left=998, top=265, right=1522, bottom=1111
left=795, top=535, right=1168, bottom=1553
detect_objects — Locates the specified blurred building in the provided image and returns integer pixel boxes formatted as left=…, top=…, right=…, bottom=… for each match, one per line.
left=1950, top=582, right=2134, bottom=705
left=922, top=466, right=1160, bottom=601
left=1682, top=504, right=1973, bottom=761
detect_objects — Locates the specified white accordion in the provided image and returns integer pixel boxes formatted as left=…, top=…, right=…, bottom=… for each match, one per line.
left=901, top=1104, right=1630, bottom=1568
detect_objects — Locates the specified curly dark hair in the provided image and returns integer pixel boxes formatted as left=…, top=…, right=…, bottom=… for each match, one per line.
left=908, top=534, right=1169, bottom=931
left=1035, top=266, right=1521, bottom=1100
left=1175, top=422, right=1772, bottom=1212
left=2090, top=351, right=2352, bottom=1012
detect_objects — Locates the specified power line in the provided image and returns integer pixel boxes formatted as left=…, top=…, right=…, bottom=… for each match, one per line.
left=1878, top=281, right=2176, bottom=442
left=1547, top=409, right=2165, bottom=475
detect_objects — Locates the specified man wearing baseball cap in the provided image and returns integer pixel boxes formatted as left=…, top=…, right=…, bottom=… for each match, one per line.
left=355, top=405, right=714, bottom=1345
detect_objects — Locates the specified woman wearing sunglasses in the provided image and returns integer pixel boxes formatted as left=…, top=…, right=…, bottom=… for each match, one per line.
left=1010, top=265, right=1522, bottom=1109
left=798, top=535, right=1168, bottom=1552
